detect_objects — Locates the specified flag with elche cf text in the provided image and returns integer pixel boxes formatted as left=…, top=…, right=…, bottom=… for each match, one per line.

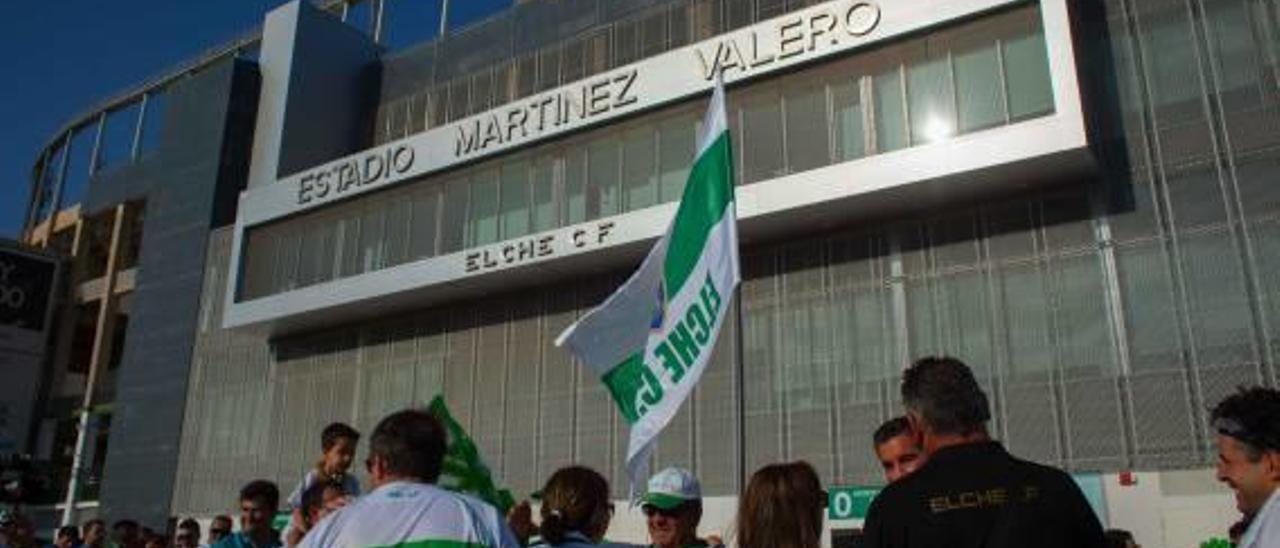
left=555, top=74, right=740, bottom=499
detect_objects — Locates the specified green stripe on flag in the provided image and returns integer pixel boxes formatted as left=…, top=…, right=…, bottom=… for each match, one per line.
left=663, top=133, right=733, bottom=300
left=426, top=396, right=516, bottom=513
left=601, top=353, right=658, bottom=423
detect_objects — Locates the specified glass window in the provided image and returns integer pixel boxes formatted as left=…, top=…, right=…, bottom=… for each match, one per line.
left=658, top=114, right=695, bottom=202
left=562, top=39, right=586, bottom=83
left=640, top=12, right=667, bottom=59
left=380, top=0, right=443, bottom=51
left=622, top=127, right=658, bottom=212
left=614, top=19, right=639, bottom=66
left=585, top=31, right=611, bottom=75
left=538, top=48, right=561, bottom=92
left=447, top=78, right=470, bottom=123
left=35, top=143, right=65, bottom=222
left=531, top=157, right=557, bottom=232
left=908, top=53, right=956, bottom=144
left=1004, top=30, right=1054, bottom=120
left=242, top=228, right=276, bottom=300
left=339, top=211, right=362, bottom=277
left=61, top=126, right=96, bottom=208
left=410, top=187, right=440, bottom=260
left=428, top=87, right=448, bottom=129
left=516, top=55, right=537, bottom=98
left=99, top=101, right=142, bottom=171
left=784, top=83, right=831, bottom=173
left=440, top=179, right=468, bottom=254
left=138, top=90, right=168, bottom=156
left=955, top=43, right=1005, bottom=132
left=832, top=80, right=866, bottom=161
left=275, top=228, right=302, bottom=292
left=472, top=70, right=494, bottom=113
left=385, top=195, right=412, bottom=267
left=469, top=170, right=500, bottom=247
left=298, top=218, right=335, bottom=286
left=740, top=92, right=785, bottom=184
left=360, top=201, right=387, bottom=273
left=388, top=98, right=409, bottom=139
left=410, top=93, right=428, bottom=134
left=587, top=139, right=620, bottom=219
left=873, top=67, right=908, bottom=152
left=501, top=160, right=532, bottom=239
left=565, top=147, right=587, bottom=224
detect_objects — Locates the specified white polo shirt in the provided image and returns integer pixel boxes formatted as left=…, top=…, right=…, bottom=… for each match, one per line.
left=1241, top=488, right=1280, bottom=548
left=298, top=481, right=520, bottom=548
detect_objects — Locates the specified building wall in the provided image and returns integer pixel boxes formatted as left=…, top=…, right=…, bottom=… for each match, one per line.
left=92, top=58, right=261, bottom=527
left=175, top=0, right=1280, bottom=546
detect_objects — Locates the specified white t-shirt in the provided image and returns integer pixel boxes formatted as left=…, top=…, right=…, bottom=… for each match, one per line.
left=298, top=481, right=520, bottom=548
left=1241, top=488, right=1280, bottom=548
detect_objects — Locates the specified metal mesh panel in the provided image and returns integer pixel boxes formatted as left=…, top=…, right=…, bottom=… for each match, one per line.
left=1062, top=377, right=1126, bottom=471
left=502, top=297, right=543, bottom=498
left=1129, top=370, right=1199, bottom=468
left=473, top=306, right=510, bottom=482
left=695, top=304, right=739, bottom=494
left=1001, top=381, right=1063, bottom=466
left=536, top=291, right=578, bottom=486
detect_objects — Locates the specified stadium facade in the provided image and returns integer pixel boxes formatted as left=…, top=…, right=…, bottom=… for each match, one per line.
left=16, top=0, right=1280, bottom=545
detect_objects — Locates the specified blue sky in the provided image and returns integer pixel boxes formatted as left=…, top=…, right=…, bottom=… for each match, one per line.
left=0, top=0, right=510, bottom=240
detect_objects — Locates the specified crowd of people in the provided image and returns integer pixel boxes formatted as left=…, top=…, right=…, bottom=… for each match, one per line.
left=3, top=356, right=1278, bottom=548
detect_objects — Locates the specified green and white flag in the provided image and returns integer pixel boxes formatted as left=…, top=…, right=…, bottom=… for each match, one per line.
left=427, top=395, right=516, bottom=513
left=556, top=75, right=739, bottom=497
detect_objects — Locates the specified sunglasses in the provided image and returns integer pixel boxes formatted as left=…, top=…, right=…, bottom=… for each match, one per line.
left=642, top=505, right=685, bottom=518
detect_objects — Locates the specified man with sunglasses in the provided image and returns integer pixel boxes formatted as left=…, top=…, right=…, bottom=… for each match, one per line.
left=173, top=519, right=201, bottom=548
left=1213, top=386, right=1280, bottom=548
left=640, top=468, right=722, bottom=548
left=207, top=516, right=233, bottom=547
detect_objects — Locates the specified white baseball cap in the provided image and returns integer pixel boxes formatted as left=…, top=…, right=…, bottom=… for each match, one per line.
left=642, top=467, right=702, bottom=510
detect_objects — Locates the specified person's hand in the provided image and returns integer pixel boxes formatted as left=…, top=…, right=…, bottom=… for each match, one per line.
left=507, top=500, right=535, bottom=545
left=705, top=534, right=725, bottom=547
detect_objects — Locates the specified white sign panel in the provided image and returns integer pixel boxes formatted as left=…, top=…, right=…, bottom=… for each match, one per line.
left=237, top=0, right=1026, bottom=228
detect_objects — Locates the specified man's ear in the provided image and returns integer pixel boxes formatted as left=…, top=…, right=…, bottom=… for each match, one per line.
left=1265, top=451, right=1280, bottom=482
left=367, top=455, right=386, bottom=479
left=905, top=412, right=926, bottom=439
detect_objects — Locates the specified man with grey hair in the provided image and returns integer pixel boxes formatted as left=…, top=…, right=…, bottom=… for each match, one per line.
left=862, top=356, right=1106, bottom=548
left=1211, top=386, right=1280, bottom=548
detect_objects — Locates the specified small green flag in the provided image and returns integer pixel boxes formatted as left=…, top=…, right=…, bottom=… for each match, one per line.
left=426, top=396, right=515, bottom=514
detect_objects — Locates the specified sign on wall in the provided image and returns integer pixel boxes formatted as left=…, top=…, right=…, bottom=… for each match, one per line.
left=829, top=486, right=881, bottom=520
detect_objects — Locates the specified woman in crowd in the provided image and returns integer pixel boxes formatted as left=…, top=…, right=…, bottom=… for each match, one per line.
left=734, top=461, right=825, bottom=548
left=533, top=466, right=616, bottom=547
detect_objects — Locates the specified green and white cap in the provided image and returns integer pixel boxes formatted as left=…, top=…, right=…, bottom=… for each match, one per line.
left=642, top=467, right=702, bottom=510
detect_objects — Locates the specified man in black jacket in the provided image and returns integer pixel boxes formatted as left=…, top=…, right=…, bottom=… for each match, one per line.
left=862, top=356, right=1106, bottom=548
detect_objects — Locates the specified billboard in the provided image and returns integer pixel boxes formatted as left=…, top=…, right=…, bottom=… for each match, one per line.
left=0, top=240, right=60, bottom=454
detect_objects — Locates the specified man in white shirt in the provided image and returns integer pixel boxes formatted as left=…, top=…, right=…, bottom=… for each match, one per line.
left=1212, top=387, right=1280, bottom=548
left=299, top=409, right=520, bottom=548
